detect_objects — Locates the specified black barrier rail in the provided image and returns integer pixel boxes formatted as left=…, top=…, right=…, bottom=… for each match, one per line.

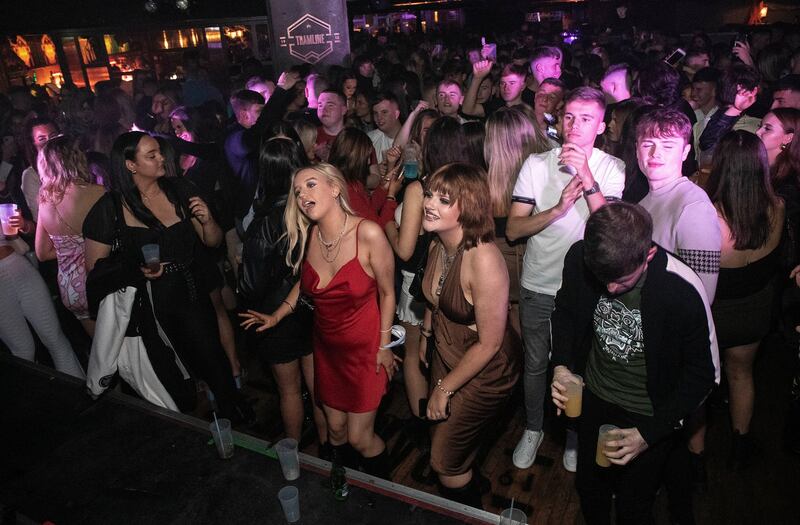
left=0, top=354, right=501, bottom=524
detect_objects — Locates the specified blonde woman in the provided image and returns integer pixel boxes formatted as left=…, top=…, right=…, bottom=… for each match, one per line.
left=35, top=135, right=105, bottom=336
left=484, top=107, right=551, bottom=336
left=241, top=163, right=399, bottom=479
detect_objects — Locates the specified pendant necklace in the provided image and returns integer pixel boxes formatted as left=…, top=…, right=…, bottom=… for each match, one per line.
left=317, top=214, right=348, bottom=263
left=435, top=245, right=461, bottom=297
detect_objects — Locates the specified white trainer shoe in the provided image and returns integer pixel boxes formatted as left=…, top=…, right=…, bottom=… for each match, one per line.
left=563, top=429, right=578, bottom=473
left=513, top=429, right=544, bottom=469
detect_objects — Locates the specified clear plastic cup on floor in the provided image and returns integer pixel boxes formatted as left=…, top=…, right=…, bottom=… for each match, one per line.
left=278, top=486, right=300, bottom=523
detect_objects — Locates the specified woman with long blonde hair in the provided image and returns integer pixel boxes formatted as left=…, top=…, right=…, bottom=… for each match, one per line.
left=35, top=135, right=105, bottom=336
left=241, top=163, right=399, bottom=479
left=484, top=107, right=550, bottom=336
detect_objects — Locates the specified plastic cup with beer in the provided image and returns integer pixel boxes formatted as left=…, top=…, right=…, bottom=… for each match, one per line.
left=0, top=204, right=20, bottom=236
left=564, top=373, right=583, bottom=418
left=596, top=424, right=621, bottom=468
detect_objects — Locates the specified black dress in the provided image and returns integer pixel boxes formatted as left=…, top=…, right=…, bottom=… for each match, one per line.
left=83, top=179, right=248, bottom=421
left=239, top=195, right=312, bottom=365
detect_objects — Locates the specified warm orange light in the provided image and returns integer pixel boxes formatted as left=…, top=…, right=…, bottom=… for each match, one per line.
left=760, top=5, right=768, bottom=18
left=434, top=11, right=439, bottom=23
left=190, top=29, right=198, bottom=46
left=162, top=30, right=169, bottom=49
left=178, top=30, right=185, bottom=48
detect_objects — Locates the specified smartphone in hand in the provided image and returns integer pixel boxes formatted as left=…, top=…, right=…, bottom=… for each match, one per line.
left=481, top=37, right=497, bottom=62
left=663, top=48, right=686, bottom=68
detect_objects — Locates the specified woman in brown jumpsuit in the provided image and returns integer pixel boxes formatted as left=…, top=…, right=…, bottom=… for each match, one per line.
left=419, top=163, right=521, bottom=508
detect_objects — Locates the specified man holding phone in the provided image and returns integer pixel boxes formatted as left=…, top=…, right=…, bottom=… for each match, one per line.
left=507, top=87, right=625, bottom=473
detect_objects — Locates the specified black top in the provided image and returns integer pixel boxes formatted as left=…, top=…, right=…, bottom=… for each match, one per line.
left=83, top=178, right=199, bottom=267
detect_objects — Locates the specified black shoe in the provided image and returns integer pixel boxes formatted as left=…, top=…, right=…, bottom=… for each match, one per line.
left=728, top=431, right=757, bottom=471
left=361, top=448, right=392, bottom=480
left=318, top=441, right=333, bottom=462
left=689, top=451, right=707, bottom=494
left=439, top=473, right=484, bottom=510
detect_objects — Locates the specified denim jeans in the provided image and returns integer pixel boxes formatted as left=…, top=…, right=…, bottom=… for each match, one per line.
left=519, top=287, right=555, bottom=431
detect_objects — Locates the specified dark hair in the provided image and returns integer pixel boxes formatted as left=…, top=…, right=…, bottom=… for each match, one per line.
left=705, top=131, right=775, bottom=250
left=230, top=89, right=265, bottom=113
left=328, top=127, right=373, bottom=185
left=692, top=67, right=721, bottom=85
left=771, top=107, right=800, bottom=184
left=169, top=105, right=221, bottom=144
left=110, top=131, right=186, bottom=232
left=636, top=62, right=681, bottom=107
left=371, top=91, right=400, bottom=110
left=425, top=163, right=494, bottom=249
left=153, top=136, right=179, bottom=178
left=23, top=116, right=59, bottom=168
left=584, top=202, right=654, bottom=283
left=422, top=117, right=467, bottom=178
left=540, top=77, right=566, bottom=90
left=409, top=108, right=439, bottom=146
left=635, top=107, right=692, bottom=143
left=530, top=45, right=562, bottom=64
left=718, top=64, right=760, bottom=107
left=607, top=98, right=644, bottom=157
left=501, top=63, right=529, bottom=79
left=774, top=74, right=800, bottom=94
left=462, top=121, right=486, bottom=170
left=255, top=137, right=308, bottom=214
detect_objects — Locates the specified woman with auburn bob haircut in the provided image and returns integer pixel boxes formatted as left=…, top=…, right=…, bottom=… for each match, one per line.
left=419, top=163, right=521, bottom=508
left=240, top=163, right=399, bottom=480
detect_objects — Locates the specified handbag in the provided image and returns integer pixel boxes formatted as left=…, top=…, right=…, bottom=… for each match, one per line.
left=408, top=232, right=433, bottom=302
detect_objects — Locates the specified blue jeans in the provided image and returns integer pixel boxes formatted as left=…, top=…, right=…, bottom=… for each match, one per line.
left=519, top=287, right=555, bottom=431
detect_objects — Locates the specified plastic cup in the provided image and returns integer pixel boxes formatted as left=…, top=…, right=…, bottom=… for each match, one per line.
left=596, top=424, right=620, bottom=468
left=275, top=438, right=300, bottom=481
left=499, top=508, right=527, bottom=525
left=209, top=418, right=234, bottom=459
left=277, top=486, right=300, bottom=523
left=141, top=243, right=160, bottom=272
left=0, top=203, right=19, bottom=236
left=564, top=374, right=583, bottom=418
left=403, top=160, right=419, bottom=179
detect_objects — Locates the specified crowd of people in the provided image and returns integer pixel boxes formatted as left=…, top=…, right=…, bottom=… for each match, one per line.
left=2, top=19, right=800, bottom=523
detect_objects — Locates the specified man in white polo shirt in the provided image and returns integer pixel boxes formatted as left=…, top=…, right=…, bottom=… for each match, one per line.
left=507, top=87, right=626, bottom=472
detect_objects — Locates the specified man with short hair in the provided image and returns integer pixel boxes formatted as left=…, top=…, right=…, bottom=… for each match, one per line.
left=533, top=78, right=565, bottom=133
left=550, top=201, right=718, bottom=525
left=435, top=80, right=465, bottom=120
left=229, top=89, right=265, bottom=130
left=507, top=87, right=625, bottom=472
left=315, top=90, right=347, bottom=162
left=245, top=76, right=276, bottom=103
left=599, top=63, right=633, bottom=104
left=638, top=107, right=721, bottom=301
left=464, top=61, right=530, bottom=118
left=522, top=46, right=563, bottom=106
left=368, top=93, right=403, bottom=163
left=287, top=73, right=327, bottom=126
left=690, top=67, right=721, bottom=165
left=771, top=74, right=800, bottom=109
left=699, top=64, right=761, bottom=155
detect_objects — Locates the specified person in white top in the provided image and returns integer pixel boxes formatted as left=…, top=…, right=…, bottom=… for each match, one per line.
left=368, top=93, right=403, bottom=164
left=506, top=87, right=625, bottom=471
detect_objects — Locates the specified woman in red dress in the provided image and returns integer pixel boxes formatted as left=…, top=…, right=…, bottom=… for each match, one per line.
left=241, top=163, right=399, bottom=478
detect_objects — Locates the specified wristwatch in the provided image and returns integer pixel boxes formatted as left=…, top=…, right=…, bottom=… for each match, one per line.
left=583, top=181, right=601, bottom=196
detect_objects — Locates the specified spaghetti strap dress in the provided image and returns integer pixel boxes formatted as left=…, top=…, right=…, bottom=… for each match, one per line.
left=50, top=206, right=90, bottom=320
left=422, top=241, right=521, bottom=476
left=300, top=220, right=387, bottom=413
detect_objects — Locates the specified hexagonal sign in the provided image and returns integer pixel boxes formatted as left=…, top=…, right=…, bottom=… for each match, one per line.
left=279, top=13, right=342, bottom=64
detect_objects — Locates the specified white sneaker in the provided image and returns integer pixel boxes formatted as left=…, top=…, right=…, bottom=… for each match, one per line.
left=562, top=429, right=578, bottom=473
left=513, top=429, right=544, bottom=469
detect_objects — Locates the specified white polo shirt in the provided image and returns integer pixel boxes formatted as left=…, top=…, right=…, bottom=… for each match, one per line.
left=512, top=147, right=625, bottom=295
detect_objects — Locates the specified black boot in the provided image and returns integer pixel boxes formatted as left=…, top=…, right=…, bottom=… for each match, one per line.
left=729, top=430, right=757, bottom=471
left=361, top=448, right=392, bottom=480
left=318, top=441, right=333, bottom=462
left=689, top=450, right=707, bottom=495
left=439, top=474, right=484, bottom=510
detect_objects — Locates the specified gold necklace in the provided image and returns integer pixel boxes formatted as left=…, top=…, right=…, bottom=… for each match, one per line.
left=317, top=214, right=348, bottom=263
left=435, top=246, right=461, bottom=297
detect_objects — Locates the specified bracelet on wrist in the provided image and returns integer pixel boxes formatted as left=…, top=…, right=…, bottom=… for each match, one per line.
left=385, top=195, right=396, bottom=201
left=436, top=378, right=454, bottom=397
left=420, top=327, right=433, bottom=338
left=282, top=300, right=295, bottom=312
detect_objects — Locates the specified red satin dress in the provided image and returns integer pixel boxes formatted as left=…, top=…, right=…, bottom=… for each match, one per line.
left=300, top=220, right=387, bottom=413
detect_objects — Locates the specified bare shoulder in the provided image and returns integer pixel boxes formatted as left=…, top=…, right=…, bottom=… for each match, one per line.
left=356, top=219, right=387, bottom=245
left=464, top=241, right=506, bottom=277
